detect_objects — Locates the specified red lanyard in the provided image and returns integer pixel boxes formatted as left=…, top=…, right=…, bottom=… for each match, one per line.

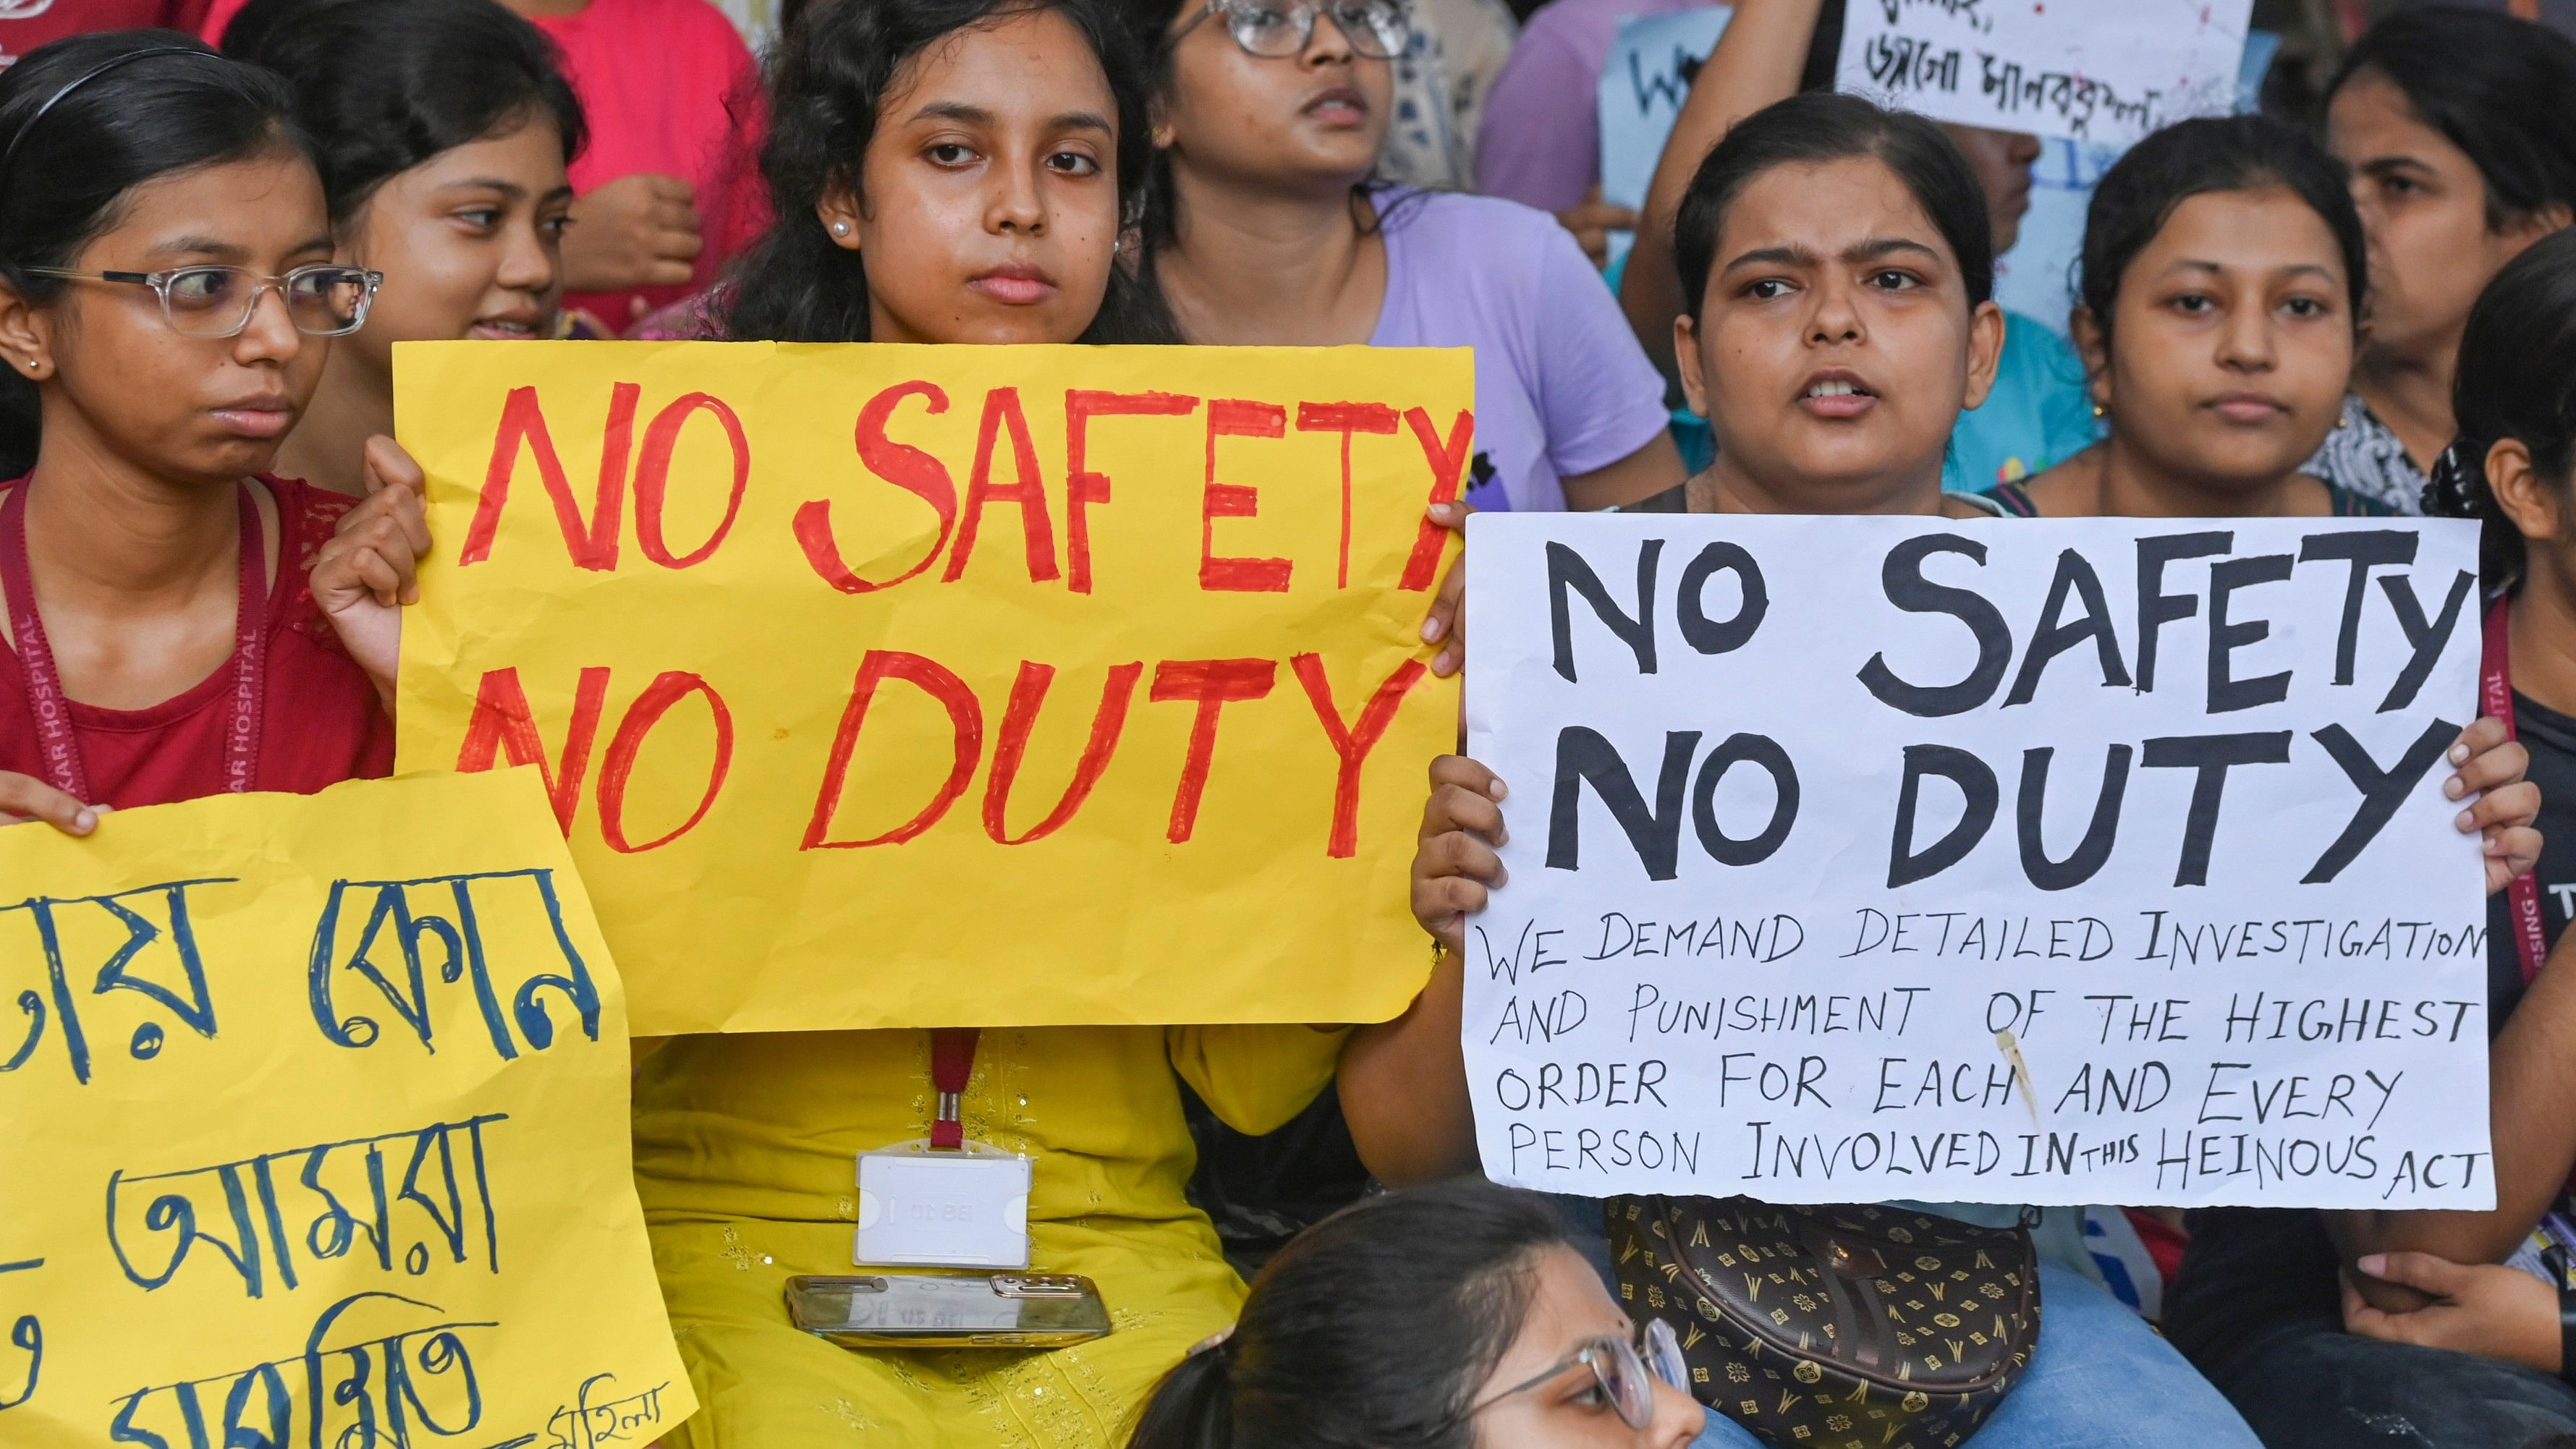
left=2485, top=600, right=2551, bottom=987
left=929, top=1027, right=980, bottom=1151
left=0, top=480, right=268, bottom=802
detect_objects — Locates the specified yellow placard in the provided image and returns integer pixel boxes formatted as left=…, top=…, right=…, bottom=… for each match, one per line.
left=0, top=770, right=693, bottom=1448
left=393, top=341, right=1467, bottom=1034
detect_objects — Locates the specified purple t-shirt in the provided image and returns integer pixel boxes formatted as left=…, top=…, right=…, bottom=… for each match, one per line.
left=1369, top=190, right=1670, bottom=513
left=1476, top=0, right=1715, bottom=213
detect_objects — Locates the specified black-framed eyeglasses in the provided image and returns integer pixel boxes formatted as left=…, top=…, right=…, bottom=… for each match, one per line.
left=1172, top=0, right=1411, bottom=60
left=20, top=264, right=383, bottom=339
left=1467, top=1317, right=1691, bottom=1429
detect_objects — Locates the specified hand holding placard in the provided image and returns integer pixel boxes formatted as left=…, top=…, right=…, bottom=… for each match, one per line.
left=0, top=770, right=690, bottom=1449
left=393, top=341, right=1470, bottom=1035
left=1462, top=513, right=2492, bottom=1209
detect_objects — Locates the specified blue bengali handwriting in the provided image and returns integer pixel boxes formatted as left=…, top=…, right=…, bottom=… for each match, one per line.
left=106, top=1291, right=493, bottom=1449
left=308, top=872, right=600, bottom=1063
left=541, top=1374, right=668, bottom=1449
left=106, top=1115, right=507, bottom=1301
left=0, top=881, right=232, bottom=1087
left=0, top=1256, right=38, bottom=1414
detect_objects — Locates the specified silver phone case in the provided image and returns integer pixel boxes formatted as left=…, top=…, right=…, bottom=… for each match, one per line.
left=784, top=1272, right=1113, bottom=1348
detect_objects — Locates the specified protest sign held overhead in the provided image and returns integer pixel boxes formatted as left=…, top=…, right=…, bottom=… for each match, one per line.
left=1837, top=0, right=2253, bottom=148
left=0, top=770, right=691, bottom=1449
left=1462, top=514, right=2491, bottom=1209
left=1596, top=5, right=1734, bottom=271
left=394, top=341, right=1467, bottom=1035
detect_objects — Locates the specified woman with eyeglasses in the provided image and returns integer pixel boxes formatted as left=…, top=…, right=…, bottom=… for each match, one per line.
left=1127, top=1179, right=1706, bottom=1449
left=221, top=0, right=585, bottom=497
left=1123, top=0, right=1685, bottom=519
left=0, top=31, right=420, bottom=833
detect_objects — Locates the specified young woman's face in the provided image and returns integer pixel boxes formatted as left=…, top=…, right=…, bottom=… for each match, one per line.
left=822, top=6, right=1124, bottom=344
left=2083, top=186, right=2352, bottom=493
left=342, top=114, right=572, bottom=371
left=1675, top=156, right=2002, bottom=512
left=2329, top=71, right=2559, bottom=368
left=1941, top=124, right=2041, bottom=255
left=9, top=150, right=333, bottom=486
left=1471, top=1246, right=1704, bottom=1449
left=1157, top=0, right=1392, bottom=197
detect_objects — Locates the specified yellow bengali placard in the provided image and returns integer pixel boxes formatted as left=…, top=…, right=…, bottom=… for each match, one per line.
left=0, top=770, right=693, bottom=1448
left=392, top=341, right=1468, bottom=1034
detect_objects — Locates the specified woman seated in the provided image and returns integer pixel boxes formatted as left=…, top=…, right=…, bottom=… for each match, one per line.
left=1127, top=1179, right=1706, bottom=1449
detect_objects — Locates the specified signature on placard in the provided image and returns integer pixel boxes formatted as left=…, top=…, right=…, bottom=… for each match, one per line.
left=544, top=1372, right=671, bottom=1449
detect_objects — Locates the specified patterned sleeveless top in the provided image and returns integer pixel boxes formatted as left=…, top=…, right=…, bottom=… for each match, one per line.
left=1980, top=478, right=2397, bottom=519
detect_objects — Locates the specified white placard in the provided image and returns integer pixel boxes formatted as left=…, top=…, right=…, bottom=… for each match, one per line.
left=1462, top=514, right=2493, bottom=1209
left=1836, top=0, right=2253, bottom=148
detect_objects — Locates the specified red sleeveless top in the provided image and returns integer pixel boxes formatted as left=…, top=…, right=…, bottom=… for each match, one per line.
left=0, top=475, right=393, bottom=809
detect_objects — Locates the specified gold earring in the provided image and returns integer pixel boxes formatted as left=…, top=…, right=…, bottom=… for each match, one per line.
left=2335, top=412, right=2349, bottom=430
left=2090, top=401, right=2106, bottom=419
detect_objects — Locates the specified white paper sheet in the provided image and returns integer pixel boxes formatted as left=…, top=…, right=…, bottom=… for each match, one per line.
left=1462, top=513, right=2493, bottom=1208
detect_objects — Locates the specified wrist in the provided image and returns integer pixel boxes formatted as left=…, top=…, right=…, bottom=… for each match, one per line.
left=2554, top=1280, right=2576, bottom=1382
left=2541, top=1247, right=2576, bottom=1383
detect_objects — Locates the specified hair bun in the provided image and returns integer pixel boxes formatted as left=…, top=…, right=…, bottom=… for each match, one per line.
left=2424, top=438, right=2486, bottom=519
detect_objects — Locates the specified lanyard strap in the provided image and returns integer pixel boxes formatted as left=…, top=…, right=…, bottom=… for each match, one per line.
left=2485, top=599, right=2550, bottom=986
left=2484, top=599, right=2576, bottom=1204
left=929, top=1027, right=980, bottom=1151
left=1, top=480, right=268, bottom=802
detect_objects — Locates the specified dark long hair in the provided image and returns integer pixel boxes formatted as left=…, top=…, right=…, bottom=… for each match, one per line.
left=721, top=0, right=1174, bottom=344
left=2077, top=114, right=2367, bottom=346
left=2330, top=7, right=2576, bottom=233
left=1111, top=0, right=1402, bottom=269
left=1671, top=91, right=1994, bottom=325
left=0, top=33, right=313, bottom=479
left=1125, top=1181, right=1572, bottom=1449
left=2425, top=228, right=2576, bottom=588
left=221, top=0, right=585, bottom=229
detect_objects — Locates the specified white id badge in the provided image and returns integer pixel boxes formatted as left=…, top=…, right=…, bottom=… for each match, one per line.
left=856, top=1142, right=1033, bottom=1268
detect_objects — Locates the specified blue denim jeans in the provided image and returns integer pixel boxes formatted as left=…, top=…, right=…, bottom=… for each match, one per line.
left=1687, top=1263, right=2261, bottom=1449
left=2199, top=1314, right=2576, bottom=1449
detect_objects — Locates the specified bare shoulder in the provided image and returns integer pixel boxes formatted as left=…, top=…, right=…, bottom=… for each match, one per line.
left=2014, top=445, right=2106, bottom=518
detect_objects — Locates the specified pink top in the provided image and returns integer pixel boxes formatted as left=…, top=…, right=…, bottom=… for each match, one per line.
left=205, top=0, right=770, bottom=334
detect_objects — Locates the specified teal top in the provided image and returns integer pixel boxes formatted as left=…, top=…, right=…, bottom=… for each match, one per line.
left=1944, top=310, right=2100, bottom=494
left=1983, top=477, right=2399, bottom=519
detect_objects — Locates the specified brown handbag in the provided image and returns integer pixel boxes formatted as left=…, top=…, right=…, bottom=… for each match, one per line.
left=1607, top=1197, right=2041, bottom=1449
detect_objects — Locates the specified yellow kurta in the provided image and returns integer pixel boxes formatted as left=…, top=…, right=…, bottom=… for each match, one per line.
left=633, top=1024, right=1344, bottom=1448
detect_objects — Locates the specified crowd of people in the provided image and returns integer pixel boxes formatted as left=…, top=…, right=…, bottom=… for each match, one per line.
left=5, top=0, right=2576, bottom=1445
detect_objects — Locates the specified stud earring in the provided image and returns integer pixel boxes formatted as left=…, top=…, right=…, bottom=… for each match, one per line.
left=2335, top=412, right=2350, bottom=430
left=2090, top=401, right=2106, bottom=419
left=831, top=221, right=851, bottom=237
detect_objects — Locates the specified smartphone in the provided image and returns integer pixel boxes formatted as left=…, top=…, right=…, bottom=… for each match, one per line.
left=784, top=1272, right=1113, bottom=1348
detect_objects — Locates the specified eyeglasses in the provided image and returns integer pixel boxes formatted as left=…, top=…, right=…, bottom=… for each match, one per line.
left=1172, top=0, right=1410, bottom=60
left=20, top=264, right=383, bottom=339
left=1467, top=1317, right=1691, bottom=1430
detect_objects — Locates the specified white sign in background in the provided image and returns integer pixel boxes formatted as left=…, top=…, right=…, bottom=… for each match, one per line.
left=1597, top=6, right=1734, bottom=273
left=1836, top=0, right=2254, bottom=149
left=1462, top=514, right=2492, bottom=1209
